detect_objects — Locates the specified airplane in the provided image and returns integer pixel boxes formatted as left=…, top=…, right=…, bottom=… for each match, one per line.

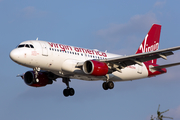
left=10, top=24, right=180, bottom=97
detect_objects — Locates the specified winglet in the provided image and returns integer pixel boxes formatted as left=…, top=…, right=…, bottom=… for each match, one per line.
left=36, top=37, right=39, bottom=41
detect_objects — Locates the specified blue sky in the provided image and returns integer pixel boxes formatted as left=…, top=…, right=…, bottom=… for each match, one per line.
left=1, top=0, right=180, bottom=120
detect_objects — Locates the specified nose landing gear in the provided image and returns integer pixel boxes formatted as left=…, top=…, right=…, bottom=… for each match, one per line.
left=33, top=67, right=40, bottom=83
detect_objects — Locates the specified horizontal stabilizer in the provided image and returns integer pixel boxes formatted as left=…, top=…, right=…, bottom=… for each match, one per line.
left=151, top=62, right=180, bottom=70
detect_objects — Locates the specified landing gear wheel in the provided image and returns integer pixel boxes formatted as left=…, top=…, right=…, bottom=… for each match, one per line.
left=63, top=89, right=69, bottom=97
left=107, top=81, right=114, bottom=89
left=102, top=82, right=108, bottom=90
left=102, top=81, right=114, bottom=90
left=63, top=88, right=75, bottom=97
left=69, top=88, right=75, bottom=96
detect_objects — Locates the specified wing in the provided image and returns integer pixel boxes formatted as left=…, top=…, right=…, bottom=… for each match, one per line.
left=99, top=46, right=180, bottom=69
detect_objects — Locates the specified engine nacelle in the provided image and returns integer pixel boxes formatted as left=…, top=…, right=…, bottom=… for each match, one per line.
left=83, top=60, right=108, bottom=76
left=24, top=71, right=53, bottom=87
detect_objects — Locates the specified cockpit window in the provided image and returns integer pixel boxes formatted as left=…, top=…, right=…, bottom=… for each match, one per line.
left=30, top=44, right=34, bottom=48
left=25, top=44, right=30, bottom=48
left=18, top=44, right=25, bottom=48
left=17, top=44, right=34, bottom=48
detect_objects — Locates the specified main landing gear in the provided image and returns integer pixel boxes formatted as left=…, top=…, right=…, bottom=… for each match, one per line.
left=62, top=77, right=75, bottom=97
left=102, top=74, right=114, bottom=90
left=102, top=81, right=114, bottom=90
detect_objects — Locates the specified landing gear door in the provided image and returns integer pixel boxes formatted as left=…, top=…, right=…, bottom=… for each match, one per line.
left=40, top=42, right=48, bottom=56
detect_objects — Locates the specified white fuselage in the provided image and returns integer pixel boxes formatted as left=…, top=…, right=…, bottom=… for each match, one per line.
left=10, top=40, right=149, bottom=82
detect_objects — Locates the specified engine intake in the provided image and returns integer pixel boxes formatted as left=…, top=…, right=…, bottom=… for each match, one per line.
left=24, top=71, right=52, bottom=87
left=83, top=60, right=108, bottom=76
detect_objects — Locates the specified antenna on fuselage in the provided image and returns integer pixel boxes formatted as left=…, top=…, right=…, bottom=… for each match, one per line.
left=36, top=37, right=39, bottom=41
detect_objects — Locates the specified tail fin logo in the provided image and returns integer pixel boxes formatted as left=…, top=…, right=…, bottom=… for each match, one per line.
left=139, top=34, right=159, bottom=53
left=136, top=24, right=161, bottom=64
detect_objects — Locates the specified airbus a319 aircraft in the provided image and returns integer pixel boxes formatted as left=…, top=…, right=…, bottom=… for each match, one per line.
left=10, top=24, right=180, bottom=97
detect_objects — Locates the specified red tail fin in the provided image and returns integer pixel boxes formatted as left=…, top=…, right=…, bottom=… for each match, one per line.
left=136, top=24, right=161, bottom=64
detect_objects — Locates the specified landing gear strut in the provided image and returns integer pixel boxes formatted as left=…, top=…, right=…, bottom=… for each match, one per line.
left=62, top=78, right=75, bottom=97
left=33, top=67, right=40, bottom=83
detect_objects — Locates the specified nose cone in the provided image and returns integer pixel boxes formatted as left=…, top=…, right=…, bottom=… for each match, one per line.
left=10, top=49, right=20, bottom=62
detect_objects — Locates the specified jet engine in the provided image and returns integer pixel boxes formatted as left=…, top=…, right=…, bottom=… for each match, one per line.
left=83, top=60, right=108, bottom=76
left=24, top=71, right=53, bottom=87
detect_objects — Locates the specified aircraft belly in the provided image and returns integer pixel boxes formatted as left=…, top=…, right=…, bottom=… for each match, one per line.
left=69, top=75, right=106, bottom=81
